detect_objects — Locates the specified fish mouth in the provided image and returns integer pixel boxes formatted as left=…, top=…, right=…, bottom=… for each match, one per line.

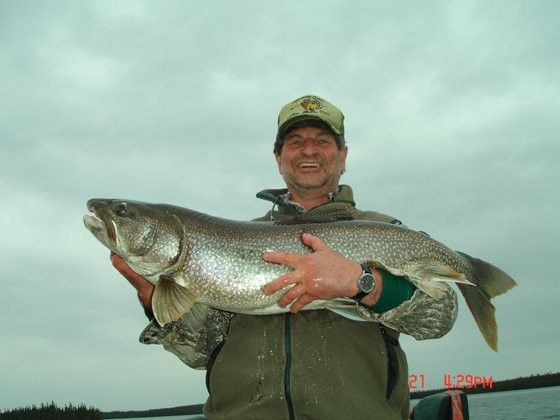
left=83, top=203, right=117, bottom=248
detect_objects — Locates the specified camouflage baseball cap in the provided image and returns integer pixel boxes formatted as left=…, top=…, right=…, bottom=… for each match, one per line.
left=276, top=94, right=345, bottom=141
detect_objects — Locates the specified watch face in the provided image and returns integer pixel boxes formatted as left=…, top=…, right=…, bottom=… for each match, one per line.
left=359, top=273, right=375, bottom=293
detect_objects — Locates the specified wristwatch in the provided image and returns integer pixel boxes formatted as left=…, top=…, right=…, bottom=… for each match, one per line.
left=352, top=263, right=376, bottom=301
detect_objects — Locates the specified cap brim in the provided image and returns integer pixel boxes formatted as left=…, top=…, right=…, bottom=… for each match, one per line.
left=277, top=115, right=341, bottom=140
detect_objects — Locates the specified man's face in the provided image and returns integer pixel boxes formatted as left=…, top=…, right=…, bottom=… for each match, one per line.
left=275, top=126, right=347, bottom=195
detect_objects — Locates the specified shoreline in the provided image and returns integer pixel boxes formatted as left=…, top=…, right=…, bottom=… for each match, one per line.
left=100, top=372, right=559, bottom=419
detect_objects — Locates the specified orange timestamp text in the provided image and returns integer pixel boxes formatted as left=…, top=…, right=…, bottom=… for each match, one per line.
left=409, top=373, right=493, bottom=390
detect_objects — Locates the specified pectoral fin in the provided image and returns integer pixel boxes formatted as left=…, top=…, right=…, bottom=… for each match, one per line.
left=411, top=263, right=475, bottom=298
left=152, top=275, right=199, bottom=326
left=370, top=260, right=474, bottom=300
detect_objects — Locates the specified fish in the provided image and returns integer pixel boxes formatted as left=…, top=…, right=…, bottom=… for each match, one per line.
left=83, top=198, right=517, bottom=351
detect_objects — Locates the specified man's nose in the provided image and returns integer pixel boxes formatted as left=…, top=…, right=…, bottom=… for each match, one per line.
left=300, top=139, right=319, bottom=154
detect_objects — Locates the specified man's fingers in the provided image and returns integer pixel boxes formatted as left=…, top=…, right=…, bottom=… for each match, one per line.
left=262, top=250, right=302, bottom=266
left=262, top=233, right=328, bottom=266
left=109, top=253, right=154, bottom=310
left=110, top=252, right=151, bottom=289
left=301, top=233, right=328, bottom=252
left=262, top=235, right=332, bottom=310
left=110, top=252, right=132, bottom=276
left=263, top=272, right=297, bottom=295
left=290, top=294, right=316, bottom=314
left=276, top=284, right=306, bottom=308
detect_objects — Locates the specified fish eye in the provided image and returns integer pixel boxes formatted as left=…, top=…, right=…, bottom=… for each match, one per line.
left=116, top=202, right=127, bottom=216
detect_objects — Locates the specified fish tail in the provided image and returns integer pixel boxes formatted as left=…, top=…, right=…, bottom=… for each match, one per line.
left=458, top=252, right=517, bottom=298
left=457, top=283, right=499, bottom=351
left=457, top=252, right=517, bottom=351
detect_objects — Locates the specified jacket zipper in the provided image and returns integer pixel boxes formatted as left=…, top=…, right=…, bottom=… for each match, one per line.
left=284, top=313, right=295, bottom=420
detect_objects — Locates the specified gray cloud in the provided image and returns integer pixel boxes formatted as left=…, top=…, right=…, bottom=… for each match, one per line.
left=1, top=0, right=558, bottom=412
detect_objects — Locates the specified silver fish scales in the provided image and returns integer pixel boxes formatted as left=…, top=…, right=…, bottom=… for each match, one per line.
left=84, top=199, right=516, bottom=351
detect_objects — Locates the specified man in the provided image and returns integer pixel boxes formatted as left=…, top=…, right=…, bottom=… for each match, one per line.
left=112, top=94, right=458, bottom=419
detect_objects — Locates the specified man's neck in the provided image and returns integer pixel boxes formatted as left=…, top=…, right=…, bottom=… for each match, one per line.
left=287, top=186, right=340, bottom=211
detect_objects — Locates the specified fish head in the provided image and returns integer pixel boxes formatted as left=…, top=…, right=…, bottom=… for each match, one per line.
left=83, top=199, right=184, bottom=279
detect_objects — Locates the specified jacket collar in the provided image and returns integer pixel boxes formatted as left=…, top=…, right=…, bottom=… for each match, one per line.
left=256, top=184, right=356, bottom=218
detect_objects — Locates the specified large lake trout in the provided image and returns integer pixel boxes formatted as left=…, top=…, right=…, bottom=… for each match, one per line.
left=83, top=198, right=516, bottom=351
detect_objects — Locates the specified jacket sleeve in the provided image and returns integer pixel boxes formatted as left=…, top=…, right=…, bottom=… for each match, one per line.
left=138, top=306, right=233, bottom=369
left=351, top=210, right=459, bottom=339
left=356, top=284, right=458, bottom=340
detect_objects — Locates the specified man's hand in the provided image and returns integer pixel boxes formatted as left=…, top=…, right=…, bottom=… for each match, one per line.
left=110, top=252, right=154, bottom=311
left=262, top=233, right=364, bottom=313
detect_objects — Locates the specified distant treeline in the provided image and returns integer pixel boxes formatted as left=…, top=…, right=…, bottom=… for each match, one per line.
left=102, top=403, right=204, bottom=419
left=3, top=372, right=558, bottom=419
left=0, top=401, right=102, bottom=419
left=410, top=371, right=560, bottom=399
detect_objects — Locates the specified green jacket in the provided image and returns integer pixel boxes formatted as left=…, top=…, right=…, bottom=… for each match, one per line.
left=140, top=185, right=458, bottom=420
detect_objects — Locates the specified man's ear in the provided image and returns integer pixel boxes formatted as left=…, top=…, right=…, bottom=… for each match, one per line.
left=339, top=146, right=348, bottom=174
left=275, top=153, right=283, bottom=175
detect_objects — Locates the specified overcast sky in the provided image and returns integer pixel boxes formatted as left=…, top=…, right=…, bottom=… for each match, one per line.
left=1, top=0, right=559, bottom=413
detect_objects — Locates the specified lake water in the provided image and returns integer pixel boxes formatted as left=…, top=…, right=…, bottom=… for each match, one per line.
left=457, top=386, right=559, bottom=419
left=115, top=386, right=560, bottom=419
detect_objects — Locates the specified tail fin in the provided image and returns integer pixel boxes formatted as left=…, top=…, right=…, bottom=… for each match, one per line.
left=456, top=252, right=517, bottom=351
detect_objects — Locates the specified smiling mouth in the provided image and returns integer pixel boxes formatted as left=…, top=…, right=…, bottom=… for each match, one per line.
left=297, top=161, right=321, bottom=169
